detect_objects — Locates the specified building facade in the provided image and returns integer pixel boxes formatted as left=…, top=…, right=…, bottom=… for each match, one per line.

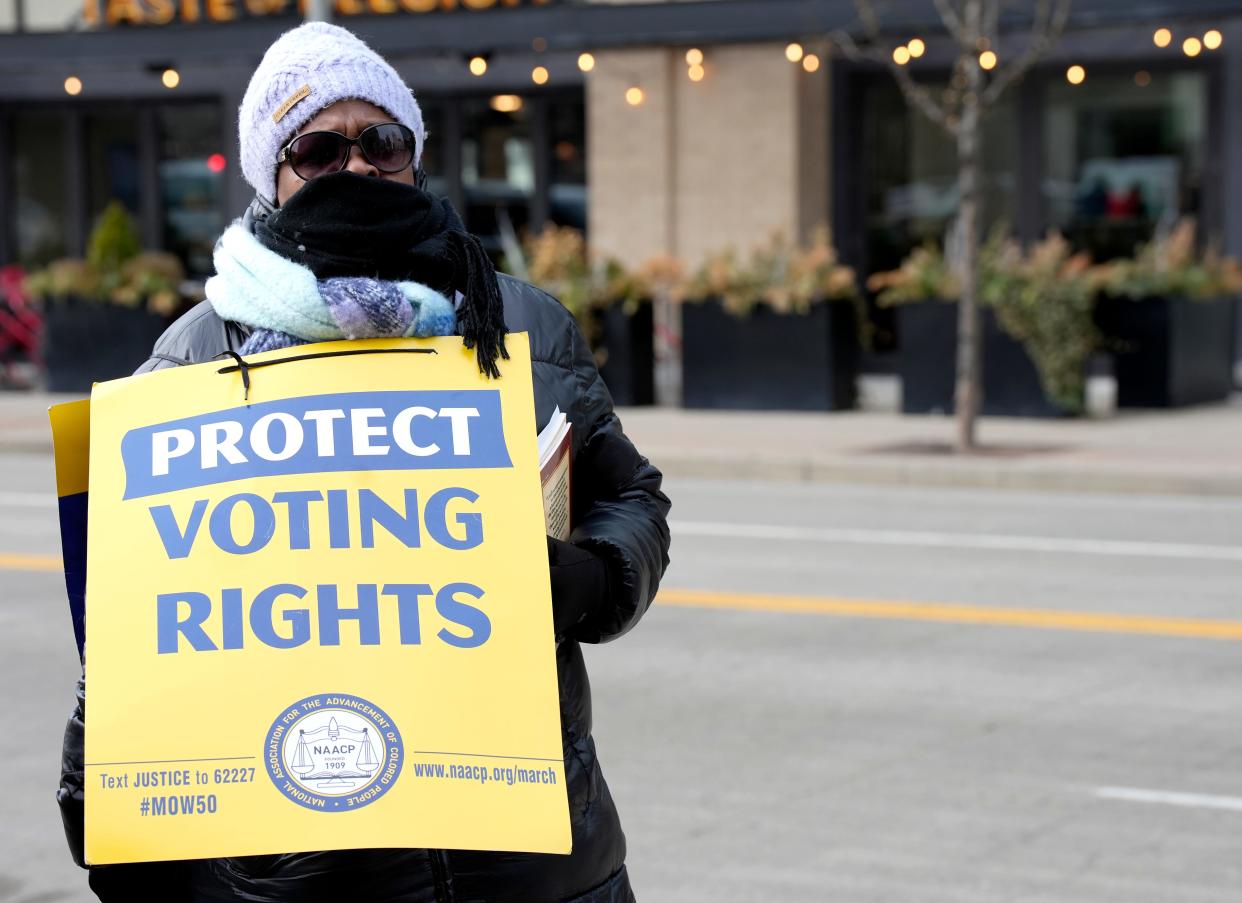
left=2, top=0, right=1241, bottom=341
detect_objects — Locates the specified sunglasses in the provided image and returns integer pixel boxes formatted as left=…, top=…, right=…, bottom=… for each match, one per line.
left=277, top=122, right=416, bottom=181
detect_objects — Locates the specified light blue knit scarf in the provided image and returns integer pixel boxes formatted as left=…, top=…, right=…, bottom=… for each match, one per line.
left=206, top=224, right=457, bottom=355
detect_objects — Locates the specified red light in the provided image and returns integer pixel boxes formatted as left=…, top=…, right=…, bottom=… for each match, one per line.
left=207, top=153, right=226, bottom=173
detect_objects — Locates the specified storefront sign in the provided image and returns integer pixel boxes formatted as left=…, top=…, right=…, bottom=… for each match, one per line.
left=75, top=335, right=569, bottom=864
left=84, top=0, right=555, bottom=27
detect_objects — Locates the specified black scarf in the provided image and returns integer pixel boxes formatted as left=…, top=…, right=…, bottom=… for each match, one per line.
left=252, top=171, right=508, bottom=378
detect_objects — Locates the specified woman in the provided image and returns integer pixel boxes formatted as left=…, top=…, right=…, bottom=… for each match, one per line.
left=57, top=22, right=670, bottom=903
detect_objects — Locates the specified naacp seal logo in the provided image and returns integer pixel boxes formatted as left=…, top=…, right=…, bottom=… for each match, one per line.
left=265, top=693, right=403, bottom=812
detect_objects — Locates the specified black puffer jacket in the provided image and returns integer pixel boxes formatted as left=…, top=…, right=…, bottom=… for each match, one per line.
left=57, top=274, right=671, bottom=903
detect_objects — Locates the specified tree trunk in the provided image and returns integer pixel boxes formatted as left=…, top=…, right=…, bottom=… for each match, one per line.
left=954, top=0, right=985, bottom=452
left=304, top=0, right=333, bottom=22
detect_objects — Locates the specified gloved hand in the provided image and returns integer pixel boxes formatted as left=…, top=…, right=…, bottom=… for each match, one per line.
left=546, top=536, right=619, bottom=640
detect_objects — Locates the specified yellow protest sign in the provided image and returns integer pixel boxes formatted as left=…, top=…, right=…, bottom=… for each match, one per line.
left=81, top=335, right=570, bottom=864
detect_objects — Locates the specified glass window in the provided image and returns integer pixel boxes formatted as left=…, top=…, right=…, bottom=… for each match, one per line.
left=12, top=110, right=68, bottom=267
left=461, top=96, right=534, bottom=254
left=859, top=78, right=1016, bottom=357
left=158, top=103, right=225, bottom=276
left=863, top=79, right=1017, bottom=276
left=87, top=108, right=141, bottom=223
left=549, top=94, right=586, bottom=232
left=1043, top=71, right=1207, bottom=260
left=419, top=101, right=449, bottom=199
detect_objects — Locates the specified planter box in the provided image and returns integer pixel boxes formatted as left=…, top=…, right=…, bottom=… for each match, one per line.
left=40, top=297, right=168, bottom=393
left=681, top=299, right=857, bottom=411
left=1236, top=298, right=1242, bottom=387
left=898, top=301, right=1074, bottom=417
left=1094, top=295, right=1236, bottom=408
left=592, top=300, right=654, bottom=407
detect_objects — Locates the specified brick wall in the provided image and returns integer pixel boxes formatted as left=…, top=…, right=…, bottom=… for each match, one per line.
left=588, top=41, right=831, bottom=269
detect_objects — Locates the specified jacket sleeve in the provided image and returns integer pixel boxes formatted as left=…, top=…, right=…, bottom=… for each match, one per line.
left=56, top=675, right=86, bottom=869
left=57, top=672, right=192, bottom=898
left=564, top=316, right=671, bottom=644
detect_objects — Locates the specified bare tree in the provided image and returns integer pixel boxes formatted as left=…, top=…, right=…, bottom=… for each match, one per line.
left=834, top=0, right=1071, bottom=451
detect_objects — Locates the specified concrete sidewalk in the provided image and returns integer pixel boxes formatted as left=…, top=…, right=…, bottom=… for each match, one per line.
left=617, top=402, right=1242, bottom=495
left=3, top=390, right=1241, bottom=496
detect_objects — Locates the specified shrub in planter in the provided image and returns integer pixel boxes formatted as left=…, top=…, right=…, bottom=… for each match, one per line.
left=681, top=298, right=859, bottom=411
left=514, top=225, right=662, bottom=406
left=892, top=302, right=1073, bottom=418
left=1096, top=220, right=1241, bottom=408
left=522, top=223, right=593, bottom=325
left=681, top=230, right=860, bottom=411
left=38, top=299, right=172, bottom=393
left=871, top=234, right=1098, bottom=416
left=982, top=234, right=1098, bottom=415
left=26, top=202, right=189, bottom=392
left=592, top=298, right=655, bottom=407
left=587, top=257, right=684, bottom=407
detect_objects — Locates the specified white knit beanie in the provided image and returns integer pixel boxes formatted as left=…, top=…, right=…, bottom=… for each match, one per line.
left=238, top=22, right=425, bottom=203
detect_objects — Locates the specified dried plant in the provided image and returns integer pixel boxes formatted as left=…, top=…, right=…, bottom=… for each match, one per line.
left=687, top=230, right=857, bottom=316
left=867, top=245, right=960, bottom=306
left=606, top=255, right=686, bottom=312
left=25, top=203, right=187, bottom=316
left=1100, top=219, right=1242, bottom=300
left=522, top=224, right=593, bottom=321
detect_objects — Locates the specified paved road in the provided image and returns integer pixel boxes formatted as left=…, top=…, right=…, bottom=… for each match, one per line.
left=2, top=451, right=1240, bottom=902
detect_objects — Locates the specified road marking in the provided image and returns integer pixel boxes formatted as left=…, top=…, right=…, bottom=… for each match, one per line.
left=1094, top=786, right=1242, bottom=813
left=0, top=553, right=62, bottom=572
left=6, top=554, right=1242, bottom=641
left=657, top=588, right=1242, bottom=641
left=0, top=492, right=55, bottom=508
left=672, top=520, right=1242, bottom=563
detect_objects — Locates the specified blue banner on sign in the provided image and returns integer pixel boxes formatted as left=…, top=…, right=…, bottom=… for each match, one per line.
left=121, top=390, right=512, bottom=499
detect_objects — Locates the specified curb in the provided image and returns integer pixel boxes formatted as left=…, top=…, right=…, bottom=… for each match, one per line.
left=648, top=453, right=1242, bottom=497
left=5, top=434, right=1241, bottom=497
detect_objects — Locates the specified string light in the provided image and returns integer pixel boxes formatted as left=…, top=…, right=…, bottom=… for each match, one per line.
left=469, top=56, right=488, bottom=77
left=686, top=48, right=704, bottom=66
left=64, top=76, right=82, bottom=96
left=803, top=54, right=821, bottom=73
left=1135, top=70, right=1152, bottom=87
left=907, top=38, right=926, bottom=58
left=161, top=68, right=180, bottom=89
left=625, top=86, right=645, bottom=107
left=489, top=95, right=523, bottom=113
left=1183, top=36, right=1202, bottom=57
left=688, top=63, right=706, bottom=82
left=893, top=45, right=911, bottom=65
left=532, top=66, right=549, bottom=86
left=578, top=52, right=595, bottom=72
left=1204, top=29, right=1223, bottom=50
left=785, top=43, right=804, bottom=63
left=1153, top=27, right=1172, bottom=48
left=979, top=50, right=998, bottom=70
left=1066, top=64, right=1086, bottom=85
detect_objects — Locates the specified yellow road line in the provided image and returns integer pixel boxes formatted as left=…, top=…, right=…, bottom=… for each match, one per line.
left=657, top=588, right=1242, bottom=641
left=4, top=553, right=1240, bottom=641
left=0, top=553, right=63, bottom=573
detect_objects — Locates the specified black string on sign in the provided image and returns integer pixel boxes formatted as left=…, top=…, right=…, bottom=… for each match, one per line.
left=214, top=347, right=438, bottom=402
